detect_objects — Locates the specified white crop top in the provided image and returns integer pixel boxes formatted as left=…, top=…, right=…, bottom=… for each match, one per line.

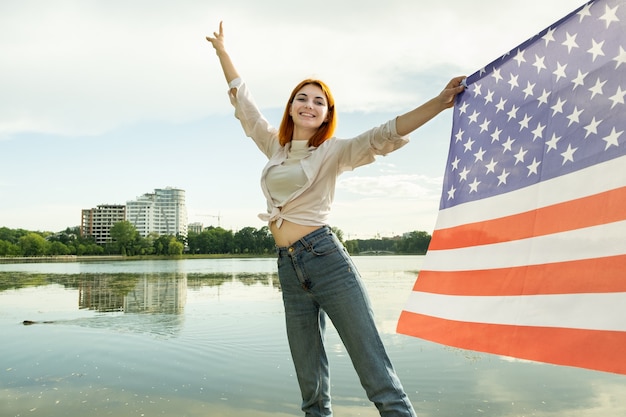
left=265, top=140, right=310, bottom=205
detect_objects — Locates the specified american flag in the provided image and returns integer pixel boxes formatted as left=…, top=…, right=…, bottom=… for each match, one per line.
left=397, top=0, right=626, bottom=375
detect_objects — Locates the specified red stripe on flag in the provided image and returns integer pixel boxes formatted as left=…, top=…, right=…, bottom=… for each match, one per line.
left=429, top=187, right=626, bottom=251
left=397, top=311, right=626, bottom=375
left=414, top=255, right=626, bottom=296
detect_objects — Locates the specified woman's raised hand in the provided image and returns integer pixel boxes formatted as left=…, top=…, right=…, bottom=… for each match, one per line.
left=437, top=76, right=466, bottom=109
left=206, top=21, right=226, bottom=53
left=205, top=21, right=240, bottom=84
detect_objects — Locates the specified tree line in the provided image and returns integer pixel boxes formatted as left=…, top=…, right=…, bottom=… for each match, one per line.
left=0, top=222, right=431, bottom=257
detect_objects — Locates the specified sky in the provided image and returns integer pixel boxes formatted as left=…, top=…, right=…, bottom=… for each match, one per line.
left=0, top=0, right=587, bottom=239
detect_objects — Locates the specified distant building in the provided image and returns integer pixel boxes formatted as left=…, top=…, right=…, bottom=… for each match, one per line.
left=126, top=187, right=188, bottom=239
left=188, top=222, right=204, bottom=234
left=81, top=204, right=126, bottom=245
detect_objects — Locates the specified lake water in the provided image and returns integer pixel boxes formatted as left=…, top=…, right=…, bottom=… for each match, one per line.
left=1, top=256, right=625, bottom=417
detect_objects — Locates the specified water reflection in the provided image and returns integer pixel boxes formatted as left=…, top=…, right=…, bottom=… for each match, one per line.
left=187, top=271, right=280, bottom=290
left=78, top=274, right=187, bottom=314
left=1, top=258, right=625, bottom=417
left=0, top=270, right=280, bottom=300
left=0, top=270, right=279, bottom=338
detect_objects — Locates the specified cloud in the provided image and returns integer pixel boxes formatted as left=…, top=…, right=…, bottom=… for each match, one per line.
left=1, top=1, right=216, bottom=138
left=331, top=172, right=444, bottom=237
left=337, top=173, right=441, bottom=199
left=0, top=0, right=586, bottom=139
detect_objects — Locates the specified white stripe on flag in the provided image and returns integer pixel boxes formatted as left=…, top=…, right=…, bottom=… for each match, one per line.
left=403, top=291, right=626, bottom=332
left=435, top=155, right=626, bottom=230
left=423, top=219, right=626, bottom=271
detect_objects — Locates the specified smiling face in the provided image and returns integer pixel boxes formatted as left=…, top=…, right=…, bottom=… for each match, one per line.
left=289, top=83, right=329, bottom=140
left=278, top=79, right=336, bottom=147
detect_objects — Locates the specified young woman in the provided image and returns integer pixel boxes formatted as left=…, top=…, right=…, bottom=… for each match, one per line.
left=206, top=21, right=465, bottom=417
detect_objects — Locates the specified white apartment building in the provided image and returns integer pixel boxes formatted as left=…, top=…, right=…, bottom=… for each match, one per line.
left=126, top=187, right=188, bottom=239
left=81, top=205, right=126, bottom=245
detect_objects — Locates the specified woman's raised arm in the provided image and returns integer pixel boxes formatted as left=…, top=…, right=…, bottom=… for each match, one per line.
left=395, top=76, right=466, bottom=137
left=206, top=21, right=240, bottom=86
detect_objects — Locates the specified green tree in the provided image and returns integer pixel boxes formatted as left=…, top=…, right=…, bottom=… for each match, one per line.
left=176, top=233, right=187, bottom=249
left=195, top=229, right=214, bottom=254
left=233, top=226, right=273, bottom=254
left=47, top=227, right=79, bottom=248
left=153, top=234, right=172, bottom=255
left=344, top=239, right=359, bottom=254
left=210, top=227, right=234, bottom=254
left=110, top=221, right=139, bottom=256
left=254, top=226, right=274, bottom=254
left=48, top=241, right=71, bottom=256
left=76, top=242, right=104, bottom=256
left=186, top=230, right=200, bottom=254
left=0, top=227, right=29, bottom=244
left=395, top=231, right=431, bottom=254
left=234, top=226, right=256, bottom=254
left=18, top=233, right=49, bottom=256
left=168, top=239, right=184, bottom=255
left=134, top=235, right=153, bottom=255
left=0, top=240, right=21, bottom=256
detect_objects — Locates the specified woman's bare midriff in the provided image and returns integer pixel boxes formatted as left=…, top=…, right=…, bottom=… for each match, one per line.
left=270, top=220, right=323, bottom=247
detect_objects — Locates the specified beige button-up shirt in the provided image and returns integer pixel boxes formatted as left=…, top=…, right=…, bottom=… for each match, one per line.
left=228, top=78, right=410, bottom=228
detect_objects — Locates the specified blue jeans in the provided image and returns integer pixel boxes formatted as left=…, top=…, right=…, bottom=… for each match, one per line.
left=276, top=226, right=416, bottom=417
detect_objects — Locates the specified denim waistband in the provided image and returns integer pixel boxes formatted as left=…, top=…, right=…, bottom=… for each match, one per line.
left=276, top=225, right=332, bottom=257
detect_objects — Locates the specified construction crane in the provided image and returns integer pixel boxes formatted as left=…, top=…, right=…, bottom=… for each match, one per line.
left=198, top=213, right=221, bottom=228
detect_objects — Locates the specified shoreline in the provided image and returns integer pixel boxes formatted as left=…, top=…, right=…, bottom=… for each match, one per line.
left=0, top=252, right=409, bottom=264
left=0, top=253, right=278, bottom=264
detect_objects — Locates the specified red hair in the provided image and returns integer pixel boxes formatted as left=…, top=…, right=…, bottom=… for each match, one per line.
left=278, top=79, right=337, bottom=147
